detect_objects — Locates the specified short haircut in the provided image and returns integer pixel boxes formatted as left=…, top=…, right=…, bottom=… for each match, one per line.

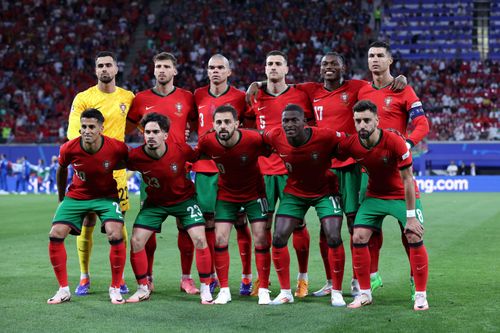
left=153, top=52, right=177, bottom=67
left=353, top=100, right=378, bottom=114
left=140, top=112, right=171, bottom=132
left=213, top=105, right=238, bottom=121
left=81, top=108, right=105, bottom=123
left=266, top=50, right=288, bottom=64
left=369, top=41, right=392, bottom=56
left=282, top=104, right=304, bottom=117
left=323, top=52, right=345, bottom=66
left=95, top=51, right=117, bottom=63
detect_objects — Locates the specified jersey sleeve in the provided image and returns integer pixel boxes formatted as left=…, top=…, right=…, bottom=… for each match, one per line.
left=335, top=136, right=352, bottom=161
left=127, top=96, right=142, bottom=125
left=403, top=87, right=429, bottom=146
left=58, top=143, right=69, bottom=167
left=295, top=82, right=318, bottom=102
left=180, top=142, right=198, bottom=162
left=67, top=93, right=86, bottom=140
left=392, top=133, right=413, bottom=169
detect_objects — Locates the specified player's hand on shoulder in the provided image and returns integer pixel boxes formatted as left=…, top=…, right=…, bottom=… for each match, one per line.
left=245, top=81, right=261, bottom=106
left=391, top=75, right=407, bottom=92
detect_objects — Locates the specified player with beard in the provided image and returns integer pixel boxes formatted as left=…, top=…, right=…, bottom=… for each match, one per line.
left=264, top=104, right=346, bottom=307
left=193, top=54, right=254, bottom=295
left=126, top=113, right=213, bottom=304
left=126, top=52, right=199, bottom=295
left=337, top=100, right=429, bottom=311
left=358, top=42, right=429, bottom=299
left=244, top=51, right=313, bottom=298
left=197, top=105, right=271, bottom=305
left=67, top=51, right=134, bottom=296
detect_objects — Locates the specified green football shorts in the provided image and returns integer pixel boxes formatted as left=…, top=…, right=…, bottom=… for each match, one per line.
left=276, top=192, right=343, bottom=221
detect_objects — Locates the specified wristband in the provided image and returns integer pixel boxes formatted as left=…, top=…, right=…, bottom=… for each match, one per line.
left=406, top=209, right=416, bottom=218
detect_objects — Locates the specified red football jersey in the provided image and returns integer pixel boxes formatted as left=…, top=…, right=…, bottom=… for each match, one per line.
left=192, top=85, right=246, bottom=173
left=245, top=86, right=313, bottom=175
left=297, top=80, right=368, bottom=168
left=263, top=127, right=343, bottom=197
left=126, top=141, right=197, bottom=206
left=128, top=87, right=196, bottom=143
left=59, top=136, right=128, bottom=200
left=358, top=84, right=425, bottom=143
left=198, top=129, right=266, bottom=202
left=337, top=129, right=419, bottom=200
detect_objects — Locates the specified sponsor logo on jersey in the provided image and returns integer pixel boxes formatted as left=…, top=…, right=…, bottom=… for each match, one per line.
left=384, top=97, right=392, bottom=108
left=175, top=103, right=183, bottom=116
left=170, top=163, right=178, bottom=173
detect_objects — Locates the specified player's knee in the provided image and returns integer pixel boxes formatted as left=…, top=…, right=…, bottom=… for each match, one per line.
left=272, top=233, right=288, bottom=248
left=215, top=234, right=228, bottom=247
left=191, top=233, right=207, bottom=249
left=130, top=235, right=145, bottom=252
left=405, top=232, right=422, bottom=243
left=352, top=232, right=367, bottom=244
left=49, top=227, right=67, bottom=240
left=326, top=235, right=343, bottom=248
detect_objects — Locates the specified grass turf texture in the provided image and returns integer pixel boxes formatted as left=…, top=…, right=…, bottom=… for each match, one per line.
left=0, top=193, right=499, bottom=333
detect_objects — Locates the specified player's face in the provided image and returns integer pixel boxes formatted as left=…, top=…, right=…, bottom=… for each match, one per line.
left=214, top=112, right=239, bottom=141
left=154, top=59, right=177, bottom=86
left=208, top=58, right=231, bottom=85
left=354, top=110, right=379, bottom=139
left=144, top=122, right=167, bottom=150
left=80, top=118, right=103, bottom=144
left=265, top=55, right=288, bottom=83
left=282, top=110, right=305, bottom=139
left=320, top=55, right=344, bottom=81
left=368, top=47, right=393, bottom=74
left=95, top=56, right=118, bottom=84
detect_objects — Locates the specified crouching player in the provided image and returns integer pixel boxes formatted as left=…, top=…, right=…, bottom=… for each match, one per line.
left=264, top=104, right=347, bottom=307
left=339, top=100, right=429, bottom=311
left=197, top=105, right=272, bottom=305
left=126, top=113, right=213, bottom=304
left=47, top=109, right=128, bottom=305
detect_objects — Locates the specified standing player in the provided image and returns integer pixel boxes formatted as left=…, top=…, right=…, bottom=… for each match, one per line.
left=126, top=52, right=199, bottom=294
left=193, top=54, right=254, bottom=295
left=67, top=51, right=134, bottom=296
left=264, top=104, right=347, bottom=307
left=47, top=109, right=128, bottom=305
left=358, top=41, right=429, bottom=297
left=126, top=113, right=213, bottom=305
left=197, top=105, right=271, bottom=305
left=245, top=51, right=313, bottom=297
left=338, top=100, right=429, bottom=311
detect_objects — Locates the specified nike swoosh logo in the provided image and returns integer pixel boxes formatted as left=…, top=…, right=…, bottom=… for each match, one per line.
left=74, top=163, right=83, bottom=166
left=333, top=209, right=342, bottom=214
left=279, top=154, right=288, bottom=158
left=145, top=106, right=154, bottom=110
left=198, top=105, right=207, bottom=109
left=258, top=107, right=266, bottom=111
left=416, top=265, right=427, bottom=271
left=211, top=155, right=221, bottom=159
left=313, top=98, right=322, bottom=102
left=333, top=269, right=342, bottom=273
left=355, top=158, right=364, bottom=161
left=143, top=170, right=151, bottom=174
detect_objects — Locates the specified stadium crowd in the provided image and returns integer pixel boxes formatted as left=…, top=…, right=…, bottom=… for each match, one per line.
left=0, top=0, right=498, bottom=144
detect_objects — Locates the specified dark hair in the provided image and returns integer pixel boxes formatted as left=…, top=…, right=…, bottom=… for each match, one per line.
left=213, top=105, right=238, bottom=120
left=81, top=108, right=105, bottom=123
left=153, top=52, right=177, bottom=67
left=353, top=100, right=378, bottom=114
left=95, top=51, right=117, bottom=63
left=266, top=50, right=288, bottom=64
left=140, top=112, right=171, bottom=132
left=323, top=52, right=345, bottom=66
left=282, top=104, right=304, bottom=116
left=369, top=41, right=392, bottom=56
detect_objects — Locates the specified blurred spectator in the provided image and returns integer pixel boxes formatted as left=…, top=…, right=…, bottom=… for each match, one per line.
left=470, top=162, right=477, bottom=176
left=447, top=160, right=458, bottom=176
left=0, top=153, right=10, bottom=193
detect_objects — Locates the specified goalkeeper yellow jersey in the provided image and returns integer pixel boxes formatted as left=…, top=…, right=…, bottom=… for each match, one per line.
left=67, top=85, right=135, bottom=141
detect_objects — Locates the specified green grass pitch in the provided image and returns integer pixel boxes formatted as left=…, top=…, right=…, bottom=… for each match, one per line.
left=1, top=193, right=499, bottom=333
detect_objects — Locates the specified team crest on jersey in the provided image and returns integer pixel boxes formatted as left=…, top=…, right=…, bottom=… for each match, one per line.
left=311, top=152, right=320, bottom=161
left=120, top=103, right=127, bottom=115
left=341, top=92, right=349, bottom=104
left=381, top=156, right=389, bottom=165
left=384, top=97, right=392, bottom=108
left=103, top=160, right=110, bottom=170
left=175, top=103, right=183, bottom=117
left=170, top=163, right=178, bottom=173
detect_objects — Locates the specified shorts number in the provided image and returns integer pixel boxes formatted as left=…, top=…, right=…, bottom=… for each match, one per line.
left=216, top=163, right=226, bottom=174
left=118, top=187, right=128, bottom=201
left=314, top=106, right=323, bottom=121
left=416, top=209, right=424, bottom=223
left=257, top=198, right=269, bottom=215
left=112, top=202, right=122, bottom=215
left=259, top=115, right=266, bottom=129
left=187, top=204, right=203, bottom=218
left=329, top=195, right=341, bottom=210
